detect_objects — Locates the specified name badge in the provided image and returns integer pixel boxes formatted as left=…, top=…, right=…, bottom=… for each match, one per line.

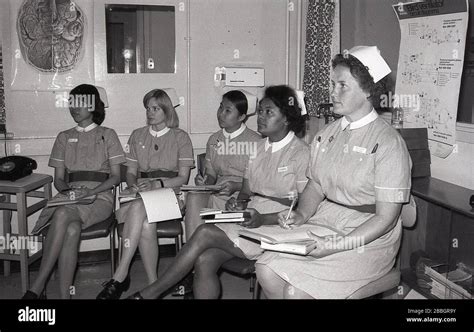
left=68, top=138, right=78, bottom=143
left=352, top=146, right=367, bottom=154
left=278, top=166, right=288, bottom=173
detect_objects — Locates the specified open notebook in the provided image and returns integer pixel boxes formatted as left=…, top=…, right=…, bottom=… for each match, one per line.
left=120, top=188, right=182, bottom=223
left=239, top=224, right=343, bottom=256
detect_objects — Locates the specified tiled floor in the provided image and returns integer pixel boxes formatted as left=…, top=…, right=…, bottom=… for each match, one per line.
left=0, top=256, right=255, bottom=300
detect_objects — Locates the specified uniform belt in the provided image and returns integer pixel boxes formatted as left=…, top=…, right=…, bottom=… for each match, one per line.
left=140, top=170, right=178, bottom=179
left=67, top=171, right=109, bottom=183
left=253, top=192, right=293, bottom=207
left=326, top=198, right=376, bottom=214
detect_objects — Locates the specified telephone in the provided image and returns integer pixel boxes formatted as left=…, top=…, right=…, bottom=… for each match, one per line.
left=0, top=156, right=37, bottom=181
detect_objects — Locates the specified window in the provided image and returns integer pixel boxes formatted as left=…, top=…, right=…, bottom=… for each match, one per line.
left=105, top=4, right=176, bottom=74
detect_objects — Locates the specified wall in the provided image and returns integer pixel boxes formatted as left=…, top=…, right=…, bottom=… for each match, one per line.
left=341, top=0, right=474, bottom=190
left=0, top=0, right=302, bottom=251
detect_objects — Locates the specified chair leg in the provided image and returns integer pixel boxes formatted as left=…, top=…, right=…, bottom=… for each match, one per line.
left=254, top=281, right=261, bottom=299
left=250, top=274, right=255, bottom=293
left=118, top=237, right=123, bottom=262
left=110, top=230, right=116, bottom=276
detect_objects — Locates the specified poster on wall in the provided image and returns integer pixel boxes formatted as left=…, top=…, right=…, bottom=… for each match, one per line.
left=393, top=0, right=469, bottom=158
left=9, top=0, right=94, bottom=91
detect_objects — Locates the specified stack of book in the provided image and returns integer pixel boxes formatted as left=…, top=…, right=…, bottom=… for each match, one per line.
left=199, top=209, right=250, bottom=223
left=181, top=185, right=223, bottom=192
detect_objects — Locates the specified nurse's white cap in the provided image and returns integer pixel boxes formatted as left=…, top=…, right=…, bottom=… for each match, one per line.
left=346, top=46, right=391, bottom=83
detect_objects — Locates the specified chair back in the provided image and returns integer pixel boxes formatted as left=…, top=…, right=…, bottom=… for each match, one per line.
left=197, top=153, right=206, bottom=177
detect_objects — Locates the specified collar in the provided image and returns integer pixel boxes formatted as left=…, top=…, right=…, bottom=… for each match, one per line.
left=265, top=131, right=295, bottom=153
left=340, top=109, right=378, bottom=130
left=223, top=123, right=246, bottom=140
left=75, top=123, right=98, bottom=133
left=149, top=126, right=170, bottom=138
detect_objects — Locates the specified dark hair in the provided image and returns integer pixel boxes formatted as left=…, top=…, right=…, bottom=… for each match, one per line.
left=261, top=85, right=306, bottom=136
left=142, top=89, right=179, bottom=128
left=222, top=90, right=248, bottom=116
left=332, top=54, right=389, bottom=110
left=69, top=84, right=105, bottom=125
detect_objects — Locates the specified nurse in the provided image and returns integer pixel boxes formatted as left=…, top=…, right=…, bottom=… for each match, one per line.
left=256, top=46, right=412, bottom=299
left=23, top=84, right=125, bottom=299
left=96, top=89, right=194, bottom=299
left=126, top=85, right=309, bottom=299
left=185, top=90, right=261, bottom=239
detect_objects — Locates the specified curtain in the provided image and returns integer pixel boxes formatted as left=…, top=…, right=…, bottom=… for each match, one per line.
left=303, top=0, right=336, bottom=116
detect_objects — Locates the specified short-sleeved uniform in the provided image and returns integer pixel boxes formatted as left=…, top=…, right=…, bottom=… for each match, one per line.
left=125, top=126, right=194, bottom=173
left=32, top=124, right=126, bottom=234
left=258, top=110, right=412, bottom=299
left=116, top=126, right=194, bottom=222
left=204, top=124, right=261, bottom=209
left=217, top=131, right=310, bottom=259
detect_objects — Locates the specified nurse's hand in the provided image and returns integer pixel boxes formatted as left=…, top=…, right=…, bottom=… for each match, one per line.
left=240, top=208, right=262, bottom=228
left=277, top=210, right=305, bottom=229
left=218, top=180, right=240, bottom=196
left=73, top=187, right=94, bottom=200
left=306, top=232, right=344, bottom=258
left=225, top=197, right=248, bottom=211
left=195, top=174, right=208, bottom=186
left=137, top=180, right=153, bottom=192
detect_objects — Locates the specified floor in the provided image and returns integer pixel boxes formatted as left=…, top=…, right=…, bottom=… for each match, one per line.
left=0, top=254, right=255, bottom=300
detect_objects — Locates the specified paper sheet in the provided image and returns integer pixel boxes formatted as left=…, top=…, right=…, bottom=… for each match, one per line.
left=139, top=188, right=182, bottom=223
left=392, top=0, right=469, bottom=158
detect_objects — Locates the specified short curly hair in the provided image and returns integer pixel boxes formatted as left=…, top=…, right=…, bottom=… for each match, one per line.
left=261, top=85, right=306, bottom=136
left=332, top=54, right=389, bottom=110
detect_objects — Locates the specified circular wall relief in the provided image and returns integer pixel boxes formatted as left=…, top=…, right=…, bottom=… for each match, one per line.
left=17, top=0, right=85, bottom=73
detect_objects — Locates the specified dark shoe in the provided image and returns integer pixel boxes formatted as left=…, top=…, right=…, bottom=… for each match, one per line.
left=126, top=291, right=144, bottom=300
left=96, top=276, right=131, bottom=300
left=172, top=273, right=193, bottom=297
left=22, top=290, right=46, bottom=300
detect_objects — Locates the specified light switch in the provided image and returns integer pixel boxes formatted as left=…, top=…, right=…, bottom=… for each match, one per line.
left=147, top=58, right=155, bottom=69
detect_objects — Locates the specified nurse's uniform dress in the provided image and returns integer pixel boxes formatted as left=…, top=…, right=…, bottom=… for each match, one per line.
left=204, top=124, right=261, bottom=210
left=216, top=131, right=310, bottom=260
left=116, top=126, right=194, bottom=221
left=258, top=110, right=412, bottom=299
left=32, top=123, right=126, bottom=234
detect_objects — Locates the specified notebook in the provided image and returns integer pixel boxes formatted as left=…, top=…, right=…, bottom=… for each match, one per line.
left=200, top=209, right=250, bottom=223
left=239, top=224, right=343, bottom=256
left=46, top=193, right=97, bottom=207
left=122, top=188, right=182, bottom=223
left=181, top=185, right=223, bottom=192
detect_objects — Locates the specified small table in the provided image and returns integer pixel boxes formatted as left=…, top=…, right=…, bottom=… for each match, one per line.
left=0, top=173, right=53, bottom=293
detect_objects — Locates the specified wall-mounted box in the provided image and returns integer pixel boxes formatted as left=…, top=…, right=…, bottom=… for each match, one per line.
left=224, top=67, right=265, bottom=87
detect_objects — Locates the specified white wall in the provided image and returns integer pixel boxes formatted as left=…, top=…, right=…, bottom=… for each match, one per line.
left=0, top=0, right=303, bottom=251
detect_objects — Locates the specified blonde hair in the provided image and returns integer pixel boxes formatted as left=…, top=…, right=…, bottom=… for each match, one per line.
left=142, top=89, right=179, bottom=128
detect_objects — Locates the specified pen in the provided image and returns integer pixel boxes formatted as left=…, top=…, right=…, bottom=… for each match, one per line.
left=285, top=198, right=297, bottom=222
left=371, top=143, right=379, bottom=154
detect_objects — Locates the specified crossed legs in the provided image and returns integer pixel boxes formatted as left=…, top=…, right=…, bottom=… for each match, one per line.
left=138, top=224, right=246, bottom=299
left=114, top=199, right=158, bottom=284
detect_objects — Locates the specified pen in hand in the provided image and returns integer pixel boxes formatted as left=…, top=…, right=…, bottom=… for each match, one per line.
left=283, top=198, right=297, bottom=229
